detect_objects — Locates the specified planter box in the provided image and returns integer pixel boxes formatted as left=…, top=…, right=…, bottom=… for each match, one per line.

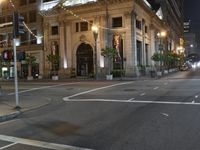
left=106, top=75, right=113, bottom=80
left=27, top=76, right=33, bottom=80
left=52, top=75, right=59, bottom=80
left=164, top=70, right=168, bottom=74
left=157, top=71, right=162, bottom=76
left=149, top=70, right=156, bottom=78
left=38, top=75, right=43, bottom=79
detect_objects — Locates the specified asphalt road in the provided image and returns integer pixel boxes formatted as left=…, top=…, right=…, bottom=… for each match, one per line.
left=0, top=70, right=200, bottom=150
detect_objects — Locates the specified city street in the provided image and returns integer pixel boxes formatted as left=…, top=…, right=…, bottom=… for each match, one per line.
left=0, top=70, right=200, bottom=149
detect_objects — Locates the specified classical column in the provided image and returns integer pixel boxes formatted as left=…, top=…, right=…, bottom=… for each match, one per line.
left=142, top=19, right=146, bottom=66
left=59, top=21, right=67, bottom=71
left=150, top=25, right=156, bottom=66
left=43, top=22, right=50, bottom=78
left=65, top=22, right=72, bottom=69
left=124, top=11, right=137, bottom=77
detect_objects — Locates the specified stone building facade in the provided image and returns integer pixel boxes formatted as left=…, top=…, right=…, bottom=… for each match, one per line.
left=42, top=0, right=174, bottom=78
left=0, top=0, right=184, bottom=79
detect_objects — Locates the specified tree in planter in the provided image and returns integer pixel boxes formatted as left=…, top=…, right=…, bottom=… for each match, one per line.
left=101, top=47, right=118, bottom=76
left=151, top=52, right=163, bottom=70
left=47, top=53, right=60, bottom=76
left=25, top=54, right=37, bottom=79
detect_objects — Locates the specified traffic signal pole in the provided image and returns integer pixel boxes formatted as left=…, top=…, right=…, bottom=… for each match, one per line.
left=13, top=38, right=20, bottom=109
left=13, top=11, right=24, bottom=109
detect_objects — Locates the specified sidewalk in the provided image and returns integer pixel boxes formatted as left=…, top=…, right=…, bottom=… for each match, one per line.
left=0, top=91, right=51, bottom=122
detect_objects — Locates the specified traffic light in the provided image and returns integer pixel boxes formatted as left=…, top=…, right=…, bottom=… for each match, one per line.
left=13, top=11, right=24, bottom=38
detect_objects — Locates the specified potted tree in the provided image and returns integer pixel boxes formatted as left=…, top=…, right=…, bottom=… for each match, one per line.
left=101, top=47, right=118, bottom=80
left=47, top=53, right=60, bottom=80
left=25, top=54, right=37, bottom=80
left=151, top=52, right=163, bottom=76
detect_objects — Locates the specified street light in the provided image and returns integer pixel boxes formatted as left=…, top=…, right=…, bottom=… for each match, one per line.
left=92, top=25, right=98, bottom=80
left=0, top=0, right=5, bottom=14
left=157, top=31, right=167, bottom=71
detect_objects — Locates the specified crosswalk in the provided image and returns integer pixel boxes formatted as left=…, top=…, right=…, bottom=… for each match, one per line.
left=0, top=134, right=92, bottom=150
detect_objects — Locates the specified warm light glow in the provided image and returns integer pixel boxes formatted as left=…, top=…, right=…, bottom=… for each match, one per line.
left=100, top=55, right=104, bottom=68
left=0, top=0, right=5, bottom=3
left=157, top=31, right=167, bottom=37
left=177, top=46, right=185, bottom=53
left=92, top=25, right=98, bottom=33
left=63, top=57, right=68, bottom=69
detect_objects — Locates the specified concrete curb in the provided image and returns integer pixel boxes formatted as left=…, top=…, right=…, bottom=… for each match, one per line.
left=0, top=111, right=21, bottom=122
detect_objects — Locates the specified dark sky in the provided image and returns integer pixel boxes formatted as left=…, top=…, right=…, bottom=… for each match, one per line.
left=184, top=0, right=200, bottom=48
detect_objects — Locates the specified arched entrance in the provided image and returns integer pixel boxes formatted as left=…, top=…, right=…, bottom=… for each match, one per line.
left=76, top=43, right=94, bottom=76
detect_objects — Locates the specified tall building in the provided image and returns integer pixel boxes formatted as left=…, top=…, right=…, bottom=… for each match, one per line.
left=147, top=0, right=184, bottom=52
left=184, top=20, right=191, bottom=33
left=0, top=0, right=43, bottom=79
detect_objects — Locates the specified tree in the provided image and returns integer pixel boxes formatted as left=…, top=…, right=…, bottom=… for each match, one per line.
left=25, top=54, right=37, bottom=78
left=47, top=53, right=60, bottom=76
left=101, top=47, right=118, bottom=75
left=151, top=52, right=164, bottom=70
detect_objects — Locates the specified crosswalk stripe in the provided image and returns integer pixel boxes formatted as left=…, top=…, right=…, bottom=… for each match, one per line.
left=0, top=135, right=93, bottom=150
left=0, top=143, right=17, bottom=150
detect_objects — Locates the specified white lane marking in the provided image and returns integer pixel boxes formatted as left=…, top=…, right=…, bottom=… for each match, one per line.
left=128, top=98, right=135, bottom=101
left=8, top=82, right=81, bottom=95
left=160, top=113, right=169, bottom=117
left=64, top=98, right=200, bottom=106
left=153, top=87, right=159, bottom=90
left=63, top=81, right=134, bottom=101
left=0, top=134, right=93, bottom=150
left=195, top=95, right=199, bottom=99
left=0, top=143, right=17, bottom=150
left=140, top=93, right=146, bottom=96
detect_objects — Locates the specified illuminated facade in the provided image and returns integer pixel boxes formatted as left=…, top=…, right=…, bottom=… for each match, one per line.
left=41, top=0, right=172, bottom=78
left=0, top=0, right=184, bottom=79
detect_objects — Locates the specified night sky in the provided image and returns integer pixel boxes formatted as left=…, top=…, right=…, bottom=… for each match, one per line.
left=184, top=0, right=200, bottom=50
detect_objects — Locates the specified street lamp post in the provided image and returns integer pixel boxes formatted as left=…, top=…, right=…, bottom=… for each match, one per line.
left=92, top=25, right=98, bottom=80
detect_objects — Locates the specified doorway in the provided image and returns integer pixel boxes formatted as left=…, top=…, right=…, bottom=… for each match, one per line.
left=76, top=43, right=94, bottom=76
